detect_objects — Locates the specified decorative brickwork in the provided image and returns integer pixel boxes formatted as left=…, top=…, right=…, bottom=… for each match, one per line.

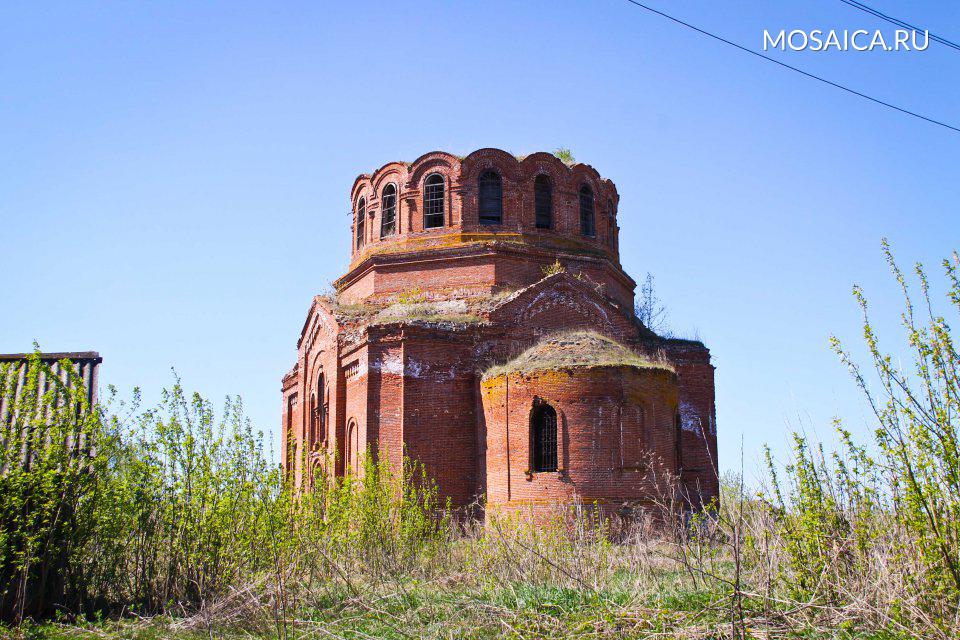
left=282, top=149, right=718, bottom=516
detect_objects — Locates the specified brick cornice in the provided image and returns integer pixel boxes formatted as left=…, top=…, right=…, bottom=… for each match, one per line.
left=334, top=239, right=634, bottom=295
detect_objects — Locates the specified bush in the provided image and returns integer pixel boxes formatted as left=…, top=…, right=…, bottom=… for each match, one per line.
left=0, top=365, right=449, bottom=624
left=763, top=241, right=960, bottom=633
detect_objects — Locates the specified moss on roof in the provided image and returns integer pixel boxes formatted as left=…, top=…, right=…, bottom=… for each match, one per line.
left=483, top=331, right=673, bottom=379
left=321, top=295, right=488, bottom=329
left=374, top=298, right=485, bottom=327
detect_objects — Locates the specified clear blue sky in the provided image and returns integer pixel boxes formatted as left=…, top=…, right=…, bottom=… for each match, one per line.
left=2, top=1, right=958, bottom=480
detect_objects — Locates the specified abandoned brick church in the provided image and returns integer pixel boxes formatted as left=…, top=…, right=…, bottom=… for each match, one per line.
left=282, top=148, right=718, bottom=514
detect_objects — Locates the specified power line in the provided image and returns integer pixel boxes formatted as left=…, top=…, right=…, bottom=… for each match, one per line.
left=622, top=0, right=960, bottom=135
left=838, top=0, right=960, bottom=52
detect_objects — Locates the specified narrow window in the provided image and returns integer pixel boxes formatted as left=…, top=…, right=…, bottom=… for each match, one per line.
left=285, top=394, right=297, bottom=473
left=381, top=184, right=397, bottom=237
left=423, top=174, right=445, bottom=228
left=356, top=198, right=366, bottom=249
left=579, top=185, right=595, bottom=237
left=286, top=395, right=295, bottom=439
left=347, top=420, right=360, bottom=474
left=607, top=199, right=616, bottom=248
left=478, top=170, right=502, bottom=225
left=534, top=175, right=552, bottom=229
left=531, top=402, right=558, bottom=472
left=322, top=384, right=329, bottom=445
left=317, top=373, right=326, bottom=444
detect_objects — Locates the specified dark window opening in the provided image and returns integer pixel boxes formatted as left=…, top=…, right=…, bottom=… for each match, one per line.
left=534, top=175, right=552, bottom=229
left=285, top=394, right=296, bottom=449
left=317, top=374, right=326, bottom=444
left=309, top=393, right=318, bottom=444
left=579, top=185, right=595, bottom=237
left=285, top=394, right=297, bottom=474
left=531, top=402, right=558, bottom=472
left=381, top=184, right=397, bottom=237
left=478, top=170, right=502, bottom=225
left=356, top=198, right=366, bottom=249
left=424, top=174, right=445, bottom=228
left=607, top=199, right=616, bottom=248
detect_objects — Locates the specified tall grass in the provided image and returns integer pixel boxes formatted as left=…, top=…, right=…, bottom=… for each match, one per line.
left=3, top=242, right=959, bottom=639
left=0, top=367, right=448, bottom=628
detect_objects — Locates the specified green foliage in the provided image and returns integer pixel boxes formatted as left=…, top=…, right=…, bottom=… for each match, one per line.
left=395, top=287, right=425, bottom=305
left=0, top=363, right=448, bottom=624
left=765, top=242, right=960, bottom=630
left=553, top=148, right=575, bottom=165
left=0, top=352, right=111, bottom=622
left=541, top=259, right=565, bottom=277
left=7, top=241, right=960, bottom=638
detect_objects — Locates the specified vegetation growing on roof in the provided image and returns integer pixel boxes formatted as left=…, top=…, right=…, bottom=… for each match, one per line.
left=542, top=259, right=565, bottom=277
left=483, top=330, right=672, bottom=379
left=553, top=147, right=576, bottom=166
left=374, top=297, right=484, bottom=327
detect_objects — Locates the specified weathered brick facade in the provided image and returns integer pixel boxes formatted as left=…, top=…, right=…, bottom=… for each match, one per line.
left=282, top=149, right=718, bottom=515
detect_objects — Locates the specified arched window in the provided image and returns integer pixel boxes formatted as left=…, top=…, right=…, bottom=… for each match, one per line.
left=316, top=373, right=326, bottom=444
left=423, top=174, right=445, bottom=229
left=347, top=419, right=360, bottom=474
left=322, top=383, right=329, bottom=445
left=534, top=175, right=552, bottom=229
left=606, top=199, right=616, bottom=248
left=309, top=393, right=318, bottom=444
left=579, top=185, right=595, bottom=237
left=356, top=197, right=366, bottom=249
left=478, top=170, right=502, bottom=225
left=285, top=394, right=297, bottom=469
left=380, top=184, right=397, bottom=237
left=531, top=402, right=558, bottom=472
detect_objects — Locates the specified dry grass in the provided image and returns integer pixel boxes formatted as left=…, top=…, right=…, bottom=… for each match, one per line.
left=11, top=487, right=927, bottom=640
left=483, top=331, right=673, bottom=379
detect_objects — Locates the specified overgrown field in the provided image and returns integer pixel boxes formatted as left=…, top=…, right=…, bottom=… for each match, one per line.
left=2, top=243, right=958, bottom=639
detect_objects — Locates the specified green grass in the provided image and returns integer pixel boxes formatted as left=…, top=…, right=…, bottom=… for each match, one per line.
left=4, top=580, right=916, bottom=640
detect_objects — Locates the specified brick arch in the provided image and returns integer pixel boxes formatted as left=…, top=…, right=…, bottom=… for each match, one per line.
left=370, top=162, right=408, bottom=195
left=526, top=395, right=569, bottom=474
left=459, top=148, right=522, bottom=183
left=368, top=165, right=407, bottom=245
left=406, top=151, right=460, bottom=188
left=570, top=163, right=602, bottom=191
left=519, top=153, right=574, bottom=189
left=518, top=153, right=576, bottom=230
left=600, top=178, right=619, bottom=207
left=571, top=167, right=603, bottom=240
left=350, top=183, right=372, bottom=257
left=619, top=400, right=651, bottom=470
left=345, top=418, right=361, bottom=474
left=460, top=149, right=522, bottom=228
left=350, top=174, right=372, bottom=205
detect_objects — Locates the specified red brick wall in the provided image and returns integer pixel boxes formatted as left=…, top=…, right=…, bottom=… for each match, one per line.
left=283, top=149, right=719, bottom=517
left=339, top=244, right=635, bottom=309
left=664, top=341, right=719, bottom=507
left=400, top=333, right=481, bottom=507
left=481, top=366, right=679, bottom=513
left=367, top=338, right=405, bottom=472
left=338, top=148, right=629, bottom=308
left=348, top=149, right=619, bottom=269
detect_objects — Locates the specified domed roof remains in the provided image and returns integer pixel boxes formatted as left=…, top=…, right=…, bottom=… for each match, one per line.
left=482, top=331, right=674, bottom=379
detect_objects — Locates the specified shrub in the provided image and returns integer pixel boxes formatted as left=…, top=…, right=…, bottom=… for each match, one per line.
left=764, top=241, right=960, bottom=632
left=0, top=366, right=449, bottom=624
